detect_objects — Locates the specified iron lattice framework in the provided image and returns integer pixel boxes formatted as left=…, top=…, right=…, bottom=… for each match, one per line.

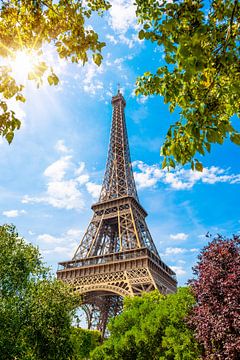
left=57, top=91, right=177, bottom=335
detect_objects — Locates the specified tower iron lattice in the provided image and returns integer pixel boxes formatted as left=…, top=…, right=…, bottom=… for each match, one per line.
left=57, top=91, right=177, bottom=336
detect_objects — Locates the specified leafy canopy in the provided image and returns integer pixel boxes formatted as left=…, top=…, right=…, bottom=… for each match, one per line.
left=1, top=0, right=239, bottom=170
left=135, top=0, right=240, bottom=170
left=0, top=0, right=110, bottom=144
left=71, top=327, right=101, bottom=360
left=0, top=224, right=82, bottom=360
left=189, top=234, right=240, bottom=359
left=91, top=288, right=201, bottom=360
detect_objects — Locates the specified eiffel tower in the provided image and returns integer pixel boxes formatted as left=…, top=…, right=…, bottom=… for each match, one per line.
left=57, top=91, right=177, bottom=335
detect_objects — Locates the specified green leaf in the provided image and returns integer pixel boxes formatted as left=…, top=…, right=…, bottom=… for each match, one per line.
left=14, top=119, right=21, bottom=129
left=47, top=74, right=59, bottom=86
left=16, top=94, right=26, bottom=103
left=206, top=130, right=217, bottom=143
left=195, top=162, right=203, bottom=172
left=0, top=101, right=8, bottom=112
left=230, top=133, right=240, bottom=145
left=93, top=53, right=102, bottom=66
left=169, top=103, right=175, bottom=113
left=28, top=72, right=36, bottom=81
left=138, top=29, right=145, bottom=40
left=169, top=158, right=175, bottom=168
left=205, top=142, right=211, bottom=153
left=162, top=157, right=167, bottom=169
left=199, top=103, right=205, bottom=114
left=47, top=75, right=54, bottom=86
left=52, top=74, right=59, bottom=86
left=6, top=131, right=14, bottom=144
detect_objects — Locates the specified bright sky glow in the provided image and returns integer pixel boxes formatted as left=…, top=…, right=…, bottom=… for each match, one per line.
left=0, top=0, right=239, bottom=286
left=10, top=50, right=39, bottom=82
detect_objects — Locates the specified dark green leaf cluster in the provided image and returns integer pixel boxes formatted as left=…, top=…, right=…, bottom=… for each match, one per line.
left=71, top=327, right=101, bottom=360
left=91, top=288, right=201, bottom=360
left=135, top=0, right=240, bottom=169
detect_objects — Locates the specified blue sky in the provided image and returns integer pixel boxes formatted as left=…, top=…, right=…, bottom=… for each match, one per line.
left=0, top=0, right=239, bottom=286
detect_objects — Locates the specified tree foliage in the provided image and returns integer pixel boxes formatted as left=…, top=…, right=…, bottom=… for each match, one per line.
left=0, top=0, right=110, bottom=143
left=135, top=0, right=240, bottom=170
left=71, top=327, right=101, bottom=360
left=2, top=1, right=239, bottom=168
left=0, top=224, right=81, bottom=360
left=91, top=288, right=201, bottom=360
left=188, top=234, right=240, bottom=359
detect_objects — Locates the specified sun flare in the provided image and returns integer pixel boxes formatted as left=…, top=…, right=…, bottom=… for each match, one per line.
left=10, top=50, right=38, bottom=82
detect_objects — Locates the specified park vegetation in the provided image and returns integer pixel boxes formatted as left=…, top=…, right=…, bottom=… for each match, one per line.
left=91, top=234, right=240, bottom=360
left=0, top=224, right=239, bottom=359
left=0, top=224, right=100, bottom=360
left=90, top=288, right=202, bottom=360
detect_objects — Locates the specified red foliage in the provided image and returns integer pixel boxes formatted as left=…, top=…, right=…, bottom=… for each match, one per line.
left=189, top=235, right=240, bottom=360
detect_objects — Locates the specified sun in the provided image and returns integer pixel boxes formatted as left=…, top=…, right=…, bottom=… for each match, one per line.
left=10, top=50, right=38, bottom=82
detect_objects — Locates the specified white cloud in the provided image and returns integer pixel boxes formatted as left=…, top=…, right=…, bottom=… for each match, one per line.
left=23, top=179, right=85, bottom=211
left=2, top=209, right=26, bottom=218
left=55, top=140, right=71, bottom=154
left=190, top=248, right=199, bottom=252
left=44, top=155, right=72, bottom=181
left=133, top=161, right=164, bottom=189
left=86, top=182, right=102, bottom=199
left=66, top=228, right=84, bottom=239
left=170, top=266, right=187, bottom=276
left=47, top=180, right=85, bottom=209
left=79, top=60, right=104, bottom=96
left=114, top=57, right=124, bottom=65
left=38, top=234, right=62, bottom=244
left=42, top=245, right=77, bottom=258
left=83, top=80, right=104, bottom=96
left=178, top=260, right=186, bottom=265
left=106, top=2, right=144, bottom=49
left=133, top=161, right=240, bottom=190
left=22, top=141, right=101, bottom=211
left=108, top=0, right=137, bottom=33
left=75, top=162, right=86, bottom=176
left=170, top=233, right=189, bottom=241
left=118, top=33, right=141, bottom=48
left=38, top=228, right=83, bottom=245
left=198, top=234, right=206, bottom=239
left=106, top=34, right=118, bottom=45
left=38, top=228, right=83, bottom=259
left=136, top=95, right=149, bottom=104
left=164, top=247, right=186, bottom=255
left=77, top=174, right=90, bottom=185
